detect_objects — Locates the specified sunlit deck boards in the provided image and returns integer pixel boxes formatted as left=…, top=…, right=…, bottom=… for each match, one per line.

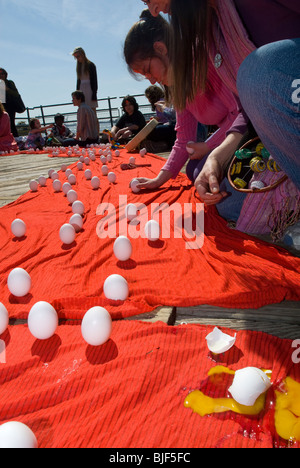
left=1, top=152, right=299, bottom=339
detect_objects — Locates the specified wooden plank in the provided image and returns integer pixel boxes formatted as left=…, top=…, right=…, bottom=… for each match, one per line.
left=174, top=302, right=300, bottom=339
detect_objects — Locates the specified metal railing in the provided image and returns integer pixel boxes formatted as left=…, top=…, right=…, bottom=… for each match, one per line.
left=14, top=94, right=155, bottom=135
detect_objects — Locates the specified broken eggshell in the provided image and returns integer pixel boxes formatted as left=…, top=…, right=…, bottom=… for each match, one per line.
left=205, top=327, right=236, bottom=354
left=228, top=367, right=272, bottom=406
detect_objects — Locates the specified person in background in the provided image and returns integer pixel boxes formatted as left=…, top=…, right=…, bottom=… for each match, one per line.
left=0, top=68, right=25, bottom=138
left=71, top=91, right=99, bottom=147
left=50, top=113, right=75, bottom=146
left=110, top=95, right=146, bottom=143
left=26, top=118, right=52, bottom=150
left=143, top=84, right=177, bottom=151
left=0, top=100, right=18, bottom=153
left=72, top=48, right=98, bottom=115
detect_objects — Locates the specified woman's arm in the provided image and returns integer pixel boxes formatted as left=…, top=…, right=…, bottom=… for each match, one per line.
left=133, top=169, right=173, bottom=190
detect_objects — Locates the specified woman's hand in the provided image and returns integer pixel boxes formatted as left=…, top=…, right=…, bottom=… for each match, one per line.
left=193, top=132, right=243, bottom=205
left=194, top=155, right=227, bottom=204
left=130, top=170, right=173, bottom=191
left=131, top=177, right=162, bottom=190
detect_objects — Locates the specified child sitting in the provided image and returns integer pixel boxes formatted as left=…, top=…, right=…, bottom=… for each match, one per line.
left=50, top=113, right=75, bottom=146
left=0, top=100, right=18, bottom=153
left=26, top=118, right=52, bottom=150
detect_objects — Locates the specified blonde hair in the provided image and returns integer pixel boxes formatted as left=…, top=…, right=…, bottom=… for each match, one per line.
left=75, top=49, right=92, bottom=79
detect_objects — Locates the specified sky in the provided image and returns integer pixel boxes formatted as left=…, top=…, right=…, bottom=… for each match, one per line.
left=0, top=0, right=159, bottom=116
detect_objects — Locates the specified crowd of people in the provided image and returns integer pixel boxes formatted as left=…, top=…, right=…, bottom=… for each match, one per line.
left=1, top=0, right=299, bottom=244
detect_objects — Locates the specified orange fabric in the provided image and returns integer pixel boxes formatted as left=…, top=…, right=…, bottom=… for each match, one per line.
left=0, top=320, right=299, bottom=448
left=0, top=149, right=299, bottom=320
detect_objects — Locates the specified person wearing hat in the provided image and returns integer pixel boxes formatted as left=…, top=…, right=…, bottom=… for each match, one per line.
left=72, top=48, right=98, bottom=113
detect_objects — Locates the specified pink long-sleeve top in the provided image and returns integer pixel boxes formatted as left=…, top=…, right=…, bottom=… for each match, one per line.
left=162, top=0, right=300, bottom=179
left=0, top=112, right=17, bottom=152
left=162, top=61, right=244, bottom=178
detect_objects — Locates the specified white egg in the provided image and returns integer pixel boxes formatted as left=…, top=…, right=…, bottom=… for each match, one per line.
left=113, top=236, right=132, bottom=261
left=67, top=189, right=78, bottom=204
left=186, top=141, right=195, bottom=155
left=91, top=176, right=100, bottom=189
left=79, top=155, right=85, bottom=163
left=77, top=162, right=83, bottom=170
left=48, top=168, right=55, bottom=178
left=145, top=220, right=160, bottom=241
left=114, top=150, right=120, bottom=157
left=129, top=156, right=135, bottom=165
left=51, top=172, right=59, bottom=181
left=250, top=180, right=265, bottom=190
left=100, top=155, right=107, bottom=164
left=107, top=154, right=112, bottom=163
left=38, top=175, right=47, bottom=187
left=103, top=274, right=129, bottom=301
left=101, top=165, right=109, bottom=176
left=7, top=268, right=31, bottom=297
left=59, top=223, right=76, bottom=245
left=61, top=164, right=68, bottom=172
left=69, top=213, right=83, bottom=232
left=28, top=301, right=58, bottom=340
left=62, top=182, right=72, bottom=195
left=205, top=327, right=236, bottom=354
left=139, top=148, right=147, bottom=157
left=107, top=172, right=116, bottom=183
left=72, top=200, right=85, bottom=215
left=29, top=180, right=38, bottom=192
left=228, top=367, right=272, bottom=406
left=65, top=168, right=73, bottom=177
left=84, top=157, right=90, bottom=165
left=84, top=169, right=92, bottom=180
left=0, top=303, right=9, bottom=335
left=130, top=178, right=140, bottom=193
left=52, top=179, right=62, bottom=192
left=125, top=203, right=138, bottom=221
left=0, top=422, right=38, bottom=449
left=11, top=219, right=26, bottom=238
left=68, top=174, right=76, bottom=185
left=81, top=306, right=112, bottom=346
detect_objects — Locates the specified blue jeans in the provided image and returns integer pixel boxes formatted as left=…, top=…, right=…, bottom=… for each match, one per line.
left=186, top=157, right=247, bottom=222
left=237, top=39, right=300, bottom=190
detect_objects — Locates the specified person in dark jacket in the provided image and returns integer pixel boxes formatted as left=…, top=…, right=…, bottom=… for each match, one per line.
left=110, top=95, right=146, bottom=143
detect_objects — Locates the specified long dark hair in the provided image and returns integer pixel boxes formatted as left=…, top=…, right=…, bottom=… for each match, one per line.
left=121, top=95, right=139, bottom=114
left=168, top=0, right=212, bottom=110
left=124, top=9, right=173, bottom=104
left=124, top=9, right=170, bottom=80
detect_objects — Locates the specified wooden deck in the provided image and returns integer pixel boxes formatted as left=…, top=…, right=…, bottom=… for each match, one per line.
left=1, top=151, right=299, bottom=339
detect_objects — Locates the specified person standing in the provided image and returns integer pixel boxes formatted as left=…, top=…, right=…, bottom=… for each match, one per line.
left=72, top=48, right=98, bottom=111
left=0, top=68, right=25, bottom=137
left=71, top=91, right=99, bottom=147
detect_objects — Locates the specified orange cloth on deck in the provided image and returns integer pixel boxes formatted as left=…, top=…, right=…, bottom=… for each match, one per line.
left=0, top=149, right=299, bottom=321
left=0, top=321, right=299, bottom=448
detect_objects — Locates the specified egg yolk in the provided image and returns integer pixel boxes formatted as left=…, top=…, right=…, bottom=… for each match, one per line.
left=184, top=366, right=300, bottom=443
left=184, top=366, right=266, bottom=416
left=275, top=377, right=300, bottom=442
